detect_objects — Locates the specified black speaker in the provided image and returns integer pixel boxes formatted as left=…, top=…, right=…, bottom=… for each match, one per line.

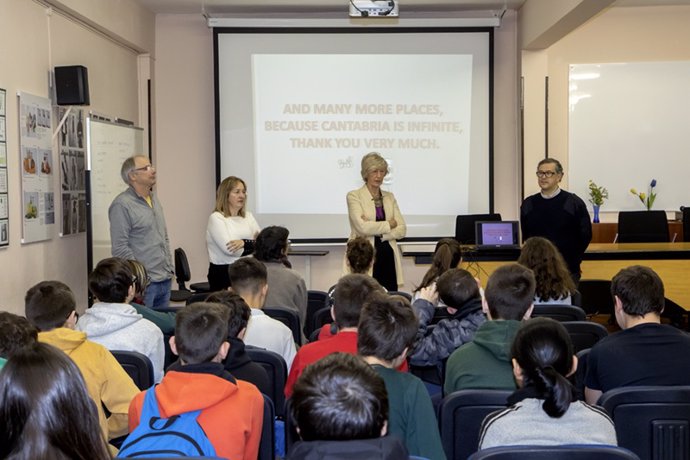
left=54, top=65, right=90, bottom=106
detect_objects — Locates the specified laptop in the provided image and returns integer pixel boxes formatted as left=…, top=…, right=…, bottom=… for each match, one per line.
left=475, top=221, right=520, bottom=250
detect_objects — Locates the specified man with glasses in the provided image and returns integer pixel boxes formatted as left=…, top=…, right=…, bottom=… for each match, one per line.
left=520, top=158, right=591, bottom=283
left=109, top=155, right=174, bottom=309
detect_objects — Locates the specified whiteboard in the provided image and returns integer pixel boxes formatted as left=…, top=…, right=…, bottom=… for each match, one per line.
left=568, top=61, right=690, bottom=212
left=86, top=118, right=144, bottom=271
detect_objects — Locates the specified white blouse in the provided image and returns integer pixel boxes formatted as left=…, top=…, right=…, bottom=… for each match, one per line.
left=206, top=211, right=261, bottom=265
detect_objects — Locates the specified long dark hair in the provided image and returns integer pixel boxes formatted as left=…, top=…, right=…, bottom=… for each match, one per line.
left=0, top=343, right=111, bottom=460
left=254, top=226, right=291, bottom=268
left=511, top=317, right=575, bottom=418
left=517, top=237, right=575, bottom=301
left=415, top=238, right=462, bottom=292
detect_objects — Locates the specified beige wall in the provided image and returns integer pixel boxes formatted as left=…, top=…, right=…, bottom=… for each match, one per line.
left=522, top=5, right=690, bottom=215
left=154, top=13, right=521, bottom=292
left=0, top=0, right=152, bottom=315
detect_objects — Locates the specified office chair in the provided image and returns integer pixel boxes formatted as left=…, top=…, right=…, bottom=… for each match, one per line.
left=438, top=389, right=512, bottom=460
left=111, top=350, right=154, bottom=390
left=245, top=347, right=288, bottom=419
left=617, top=211, right=669, bottom=243
left=173, top=247, right=211, bottom=293
left=468, top=445, right=640, bottom=460
left=599, top=385, right=690, bottom=460
left=531, top=304, right=587, bottom=322
left=455, top=213, right=502, bottom=245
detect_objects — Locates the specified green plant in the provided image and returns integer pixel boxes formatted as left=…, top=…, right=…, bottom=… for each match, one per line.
left=588, top=180, right=608, bottom=206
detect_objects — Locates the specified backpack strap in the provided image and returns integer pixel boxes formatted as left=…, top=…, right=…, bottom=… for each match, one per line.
left=141, top=385, right=203, bottom=430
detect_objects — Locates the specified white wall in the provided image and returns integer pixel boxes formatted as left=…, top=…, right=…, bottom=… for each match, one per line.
left=0, top=0, right=153, bottom=315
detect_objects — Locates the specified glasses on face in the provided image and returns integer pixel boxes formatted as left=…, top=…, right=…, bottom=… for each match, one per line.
left=536, top=170, right=558, bottom=178
left=133, top=164, right=154, bottom=173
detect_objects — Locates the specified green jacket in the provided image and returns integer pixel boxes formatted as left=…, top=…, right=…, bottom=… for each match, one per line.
left=444, top=320, right=521, bottom=395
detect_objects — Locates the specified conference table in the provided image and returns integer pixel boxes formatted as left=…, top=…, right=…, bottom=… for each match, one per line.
left=404, top=242, right=690, bottom=311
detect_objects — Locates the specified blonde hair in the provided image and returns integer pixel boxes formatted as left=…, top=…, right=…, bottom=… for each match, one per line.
left=360, top=152, right=388, bottom=182
left=214, top=176, right=247, bottom=217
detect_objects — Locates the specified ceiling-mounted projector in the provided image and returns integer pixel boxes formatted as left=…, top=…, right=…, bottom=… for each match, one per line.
left=349, top=0, right=399, bottom=17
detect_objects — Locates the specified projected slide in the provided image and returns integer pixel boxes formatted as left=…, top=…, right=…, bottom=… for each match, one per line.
left=252, top=54, right=472, bottom=216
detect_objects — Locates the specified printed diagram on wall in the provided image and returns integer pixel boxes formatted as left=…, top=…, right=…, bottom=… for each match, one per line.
left=0, top=88, right=7, bottom=247
left=19, top=92, right=54, bottom=244
left=57, top=106, right=86, bottom=236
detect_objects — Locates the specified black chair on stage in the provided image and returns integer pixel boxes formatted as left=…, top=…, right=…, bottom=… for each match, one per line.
left=468, top=445, right=640, bottom=460
left=577, top=279, right=613, bottom=316
left=598, top=385, right=690, bottom=460
left=531, top=304, right=586, bottom=322
left=562, top=321, right=608, bottom=353
left=438, top=389, right=511, bottom=460
left=171, top=247, right=210, bottom=302
left=263, top=306, right=302, bottom=346
left=617, top=210, right=669, bottom=243
left=111, top=350, right=154, bottom=390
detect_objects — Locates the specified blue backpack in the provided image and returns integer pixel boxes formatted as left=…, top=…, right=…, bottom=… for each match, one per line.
left=117, top=386, right=216, bottom=458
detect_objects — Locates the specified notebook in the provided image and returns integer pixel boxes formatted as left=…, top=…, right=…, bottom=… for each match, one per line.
left=475, top=220, right=520, bottom=250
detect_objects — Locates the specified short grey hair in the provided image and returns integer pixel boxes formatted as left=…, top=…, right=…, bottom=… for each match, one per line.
left=360, top=152, right=388, bottom=182
left=120, top=155, right=146, bottom=185
left=538, top=158, right=563, bottom=175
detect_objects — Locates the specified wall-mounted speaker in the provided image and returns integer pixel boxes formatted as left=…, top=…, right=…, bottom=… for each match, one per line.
left=54, top=65, right=90, bottom=106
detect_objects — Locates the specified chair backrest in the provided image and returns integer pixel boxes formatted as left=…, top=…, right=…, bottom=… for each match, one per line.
left=174, top=247, right=191, bottom=290
left=682, top=206, right=690, bottom=242
left=598, top=385, right=690, bottom=460
left=111, top=350, right=154, bottom=391
left=258, top=394, right=275, bottom=460
left=263, top=306, right=302, bottom=346
left=571, top=289, right=582, bottom=307
left=438, top=389, right=512, bottom=460
left=531, top=304, right=586, bottom=322
left=572, top=348, right=590, bottom=396
left=309, top=306, right=334, bottom=339
left=562, top=321, right=608, bottom=353
left=284, top=398, right=300, bottom=455
left=467, top=445, right=641, bottom=460
left=304, top=290, right=328, bottom=337
left=185, top=291, right=209, bottom=305
left=389, top=290, right=412, bottom=301
left=617, top=210, right=670, bottom=243
left=455, top=213, right=502, bottom=245
left=577, top=279, right=613, bottom=316
left=245, top=346, right=288, bottom=419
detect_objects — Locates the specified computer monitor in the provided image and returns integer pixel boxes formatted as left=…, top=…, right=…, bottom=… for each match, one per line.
left=475, top=221, right=520, bottom=249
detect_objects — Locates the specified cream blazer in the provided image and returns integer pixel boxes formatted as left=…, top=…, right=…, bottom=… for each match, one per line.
left=345, top=184, right=407, bottom=287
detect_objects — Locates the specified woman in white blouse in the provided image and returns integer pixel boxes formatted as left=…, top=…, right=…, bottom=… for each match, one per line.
left=206, top=176, right=260, bottom=291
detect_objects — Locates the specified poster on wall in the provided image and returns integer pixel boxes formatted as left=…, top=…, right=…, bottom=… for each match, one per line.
left=18, top=92, right=54, bottom=243
left=57, top=106, right=85, bottom=236
left=0, top=88, right=7, bottom=248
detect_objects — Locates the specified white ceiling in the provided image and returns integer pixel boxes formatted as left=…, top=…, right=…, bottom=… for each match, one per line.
left=135, top=0, right=690, bottom=15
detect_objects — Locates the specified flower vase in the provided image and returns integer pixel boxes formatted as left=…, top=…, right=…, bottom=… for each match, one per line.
left=593, top=205, right=600, bottom=223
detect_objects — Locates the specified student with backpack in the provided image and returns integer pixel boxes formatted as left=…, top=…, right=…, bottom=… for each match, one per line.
left=121, top=302, right=264, bottom=459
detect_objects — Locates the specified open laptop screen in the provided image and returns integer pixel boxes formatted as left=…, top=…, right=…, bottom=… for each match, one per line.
left=475, top=221, right=520, bottom=248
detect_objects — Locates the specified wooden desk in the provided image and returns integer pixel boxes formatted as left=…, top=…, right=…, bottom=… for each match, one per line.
left=440, top=243, right=690, bottom=311
left=592, top=222, right=684, bottom=243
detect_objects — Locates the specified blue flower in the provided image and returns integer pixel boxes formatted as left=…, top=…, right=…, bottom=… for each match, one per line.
left=650, top=179, right=657, bottom=188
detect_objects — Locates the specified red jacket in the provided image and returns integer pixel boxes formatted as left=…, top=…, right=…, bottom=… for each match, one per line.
left=128, top=365, right=263, bottom=460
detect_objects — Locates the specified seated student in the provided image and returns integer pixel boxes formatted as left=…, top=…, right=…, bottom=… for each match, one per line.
left=409, top=268, right=486, bottom=368
left=326, top=236, right=376, bottom=308
left=285, top=273, right=400, bottom=397
left=125, top=302, right=264, bottom=460
left=203, top=290, right=270, bottom=396
left=0, top=342, right=112, bottom=460
left=412, top=237, right=463, bottom=305
left=25, top=280, right=139, bottom=444
left=229, top=257, right=297, bottom=369
left=444, top=264, right=535, bottom=394
left=517, top=237, right=576, bottom=304
left=287, top=352, right=409, bottom=460
left=585, top=265, right=690, bottom=404
left=77, top=257, right=165, bottom=382
left=254, top=226, right=308, bottom=324
left=0, top=311, right=38, bottom=369
left=478, top=318, right=617, bottom=449
left=358, top=295, right=447, bottom=460
left=128, top=259, right=176, bottom=335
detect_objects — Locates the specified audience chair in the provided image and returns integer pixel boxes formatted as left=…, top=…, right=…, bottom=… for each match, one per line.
left=284, top=399, right=299, bottom=455
left=455, top=213, right=502, bottom=245
left=304, top=290, right=328, bottom=337
left=598, top=385, right=690, bottom=460
left=571, top=289, right=583, bottom=307
left=258, top=394, right=275, bottom=460
left=577, top=279, right=614, bottom=316
left=572, top=348, right=591, bottom=397
left=308, top=306, right=334, bottom=341
left=245, top=346, right=288, bottom=419
left=438, top=389, right=512, bottom=460
left=111, top=350, right=154, bottom=391
left=467, top=445, right=640, bottom=460
left=263, top=306, right=302, bottom=346
left=531, top=304, right=587, bottom=322
left=389, top=290, right=413, bottom=301
left=174, top=247, right=211, bottom=294
left=617, top=210, right=670, bottom=243
left=562, top=321, right=608, bottom=353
